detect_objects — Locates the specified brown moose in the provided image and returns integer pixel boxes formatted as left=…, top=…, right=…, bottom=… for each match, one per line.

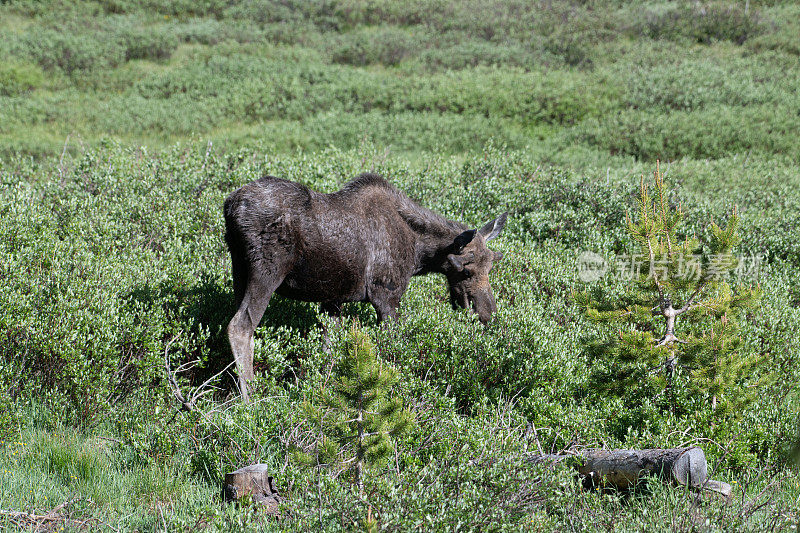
left=224, top=173, right=507, bottom=399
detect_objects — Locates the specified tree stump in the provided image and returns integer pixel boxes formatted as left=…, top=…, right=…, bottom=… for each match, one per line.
left=529, top=447, right=732, bottom=501
left=222, top=464, right=286, bottom=516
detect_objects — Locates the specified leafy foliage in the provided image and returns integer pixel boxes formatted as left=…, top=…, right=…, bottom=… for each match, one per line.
left=0, top=0, right=799, bottom=530
left=0, top=1, right=798, bottom=159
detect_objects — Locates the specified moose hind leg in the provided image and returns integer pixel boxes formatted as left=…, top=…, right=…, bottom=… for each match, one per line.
left=227, top=273, right=283, bottom=401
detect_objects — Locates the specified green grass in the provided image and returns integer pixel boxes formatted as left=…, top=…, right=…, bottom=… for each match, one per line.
left=0, top=426, right=216, bottom=530
left=1, top=0, right=800, bottom=530
left=1, top=400, right=797, bottom=531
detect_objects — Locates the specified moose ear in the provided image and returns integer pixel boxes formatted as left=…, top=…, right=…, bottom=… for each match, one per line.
left=479, top=211, right=508, bottom=242
left=452, top=229, right=476, bottom=253
left=478, top=212, right=508, bottom=242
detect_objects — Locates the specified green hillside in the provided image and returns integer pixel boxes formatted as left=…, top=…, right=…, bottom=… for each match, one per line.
left=1, top=1, right=799, bottom=531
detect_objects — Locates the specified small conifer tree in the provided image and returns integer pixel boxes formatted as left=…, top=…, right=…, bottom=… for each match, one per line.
left=295, top=326, right=413, bottom=497
left=577, top=163, right=762, bottom=414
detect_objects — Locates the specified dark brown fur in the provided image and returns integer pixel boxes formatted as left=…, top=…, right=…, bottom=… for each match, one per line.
left=224, top=173, right=506, bottom=399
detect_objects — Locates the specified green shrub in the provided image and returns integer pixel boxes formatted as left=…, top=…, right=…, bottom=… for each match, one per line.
left=0, top=361, right=21, bottom=440
left=329, top=26, right=419, bottom=66
left=747, top=6, right=800, bottom=56
left=117, top=26, right=179, bottom=62
left=622, top=58, right=772, bottom=112
left=16, top=29, right=126, bottom=74
left=631, top=2, right=767, bottom=45
left=0, top=60, right=44, bottom=96
left=573, top=104, right=800, bottom=161
left=102, top=0, right=232, bottom=18
left=418, top=41, right=536, bottom=71
left=170, top=17, right=233, bottom=45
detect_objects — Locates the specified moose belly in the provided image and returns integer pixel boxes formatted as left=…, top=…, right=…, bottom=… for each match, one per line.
left=276, top=261, right=368, bottom=303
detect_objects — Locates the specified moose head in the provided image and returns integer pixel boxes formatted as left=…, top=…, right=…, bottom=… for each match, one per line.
left=445, top=213, right=508, bottom=324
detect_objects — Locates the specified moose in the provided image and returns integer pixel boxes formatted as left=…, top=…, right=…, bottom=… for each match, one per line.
left=224, top=173, right=507, bottom=399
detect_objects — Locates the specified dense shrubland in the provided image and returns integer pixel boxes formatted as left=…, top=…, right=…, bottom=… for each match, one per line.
left=1, top=0, right=799, bottom=530
left=1, top=143, right=798, bottom=530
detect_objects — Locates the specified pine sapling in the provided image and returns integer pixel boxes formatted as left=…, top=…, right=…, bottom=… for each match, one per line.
left=294, top=326, right=413, bottom=498
left=577, top=163, right=762, bottom=414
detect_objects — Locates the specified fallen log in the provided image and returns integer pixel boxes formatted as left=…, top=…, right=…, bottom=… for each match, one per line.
left=528, top=447, right=732, bottom=501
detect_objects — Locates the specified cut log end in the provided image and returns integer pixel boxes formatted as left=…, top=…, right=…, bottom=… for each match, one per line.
left=672, top=447, right=708, bottom=488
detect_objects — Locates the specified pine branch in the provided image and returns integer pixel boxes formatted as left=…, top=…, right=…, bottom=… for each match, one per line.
left=677, top=278, right=709, bottom=315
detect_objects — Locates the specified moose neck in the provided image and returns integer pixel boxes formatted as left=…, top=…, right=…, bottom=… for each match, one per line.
left=412, top=224, right=466, bottom=276
left=389, top=185, right=467, bottom=276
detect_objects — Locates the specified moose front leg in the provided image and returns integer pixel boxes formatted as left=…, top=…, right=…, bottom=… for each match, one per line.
left=371, top=292, right=399, bottom=323
left=369, top=275, right=406, bottom=324
left=369, top=288, right=401, bottom=323
left=320, top=301, right=343, bottom=354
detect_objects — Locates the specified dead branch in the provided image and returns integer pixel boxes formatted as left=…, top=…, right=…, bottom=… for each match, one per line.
left=678, top=278, right=709, bottom=315
left=0, top=496, right=98, bottom=530
left=164, top=333, right=235, bottom=413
